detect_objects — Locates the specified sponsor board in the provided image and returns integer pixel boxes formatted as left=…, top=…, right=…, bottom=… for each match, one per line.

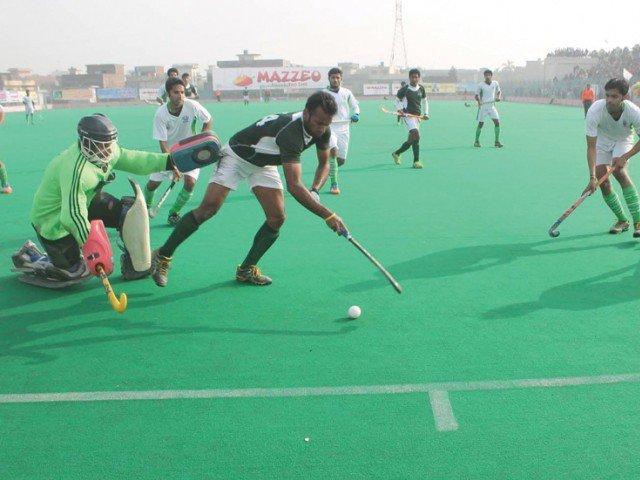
left=0, top=90, right=23, bottom=104
left=391, top=82, right=405, bottom=93
left=54, top=88, right=96, bottom=102
left=139, top=88, right=159, bottom=101
left=210, top=67, right=329, bottom=91
left=424, top=83, right=456, bottom=94
left=363, top=84, right=390, bottom=96
left=96, top=88, right=138, bottom=100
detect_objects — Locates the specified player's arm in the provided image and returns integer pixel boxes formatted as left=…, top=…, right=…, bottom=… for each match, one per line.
left=0, top=107, right=4, bottom=125
left=192, top=86, right=199, bottom=99
left=349, top=92, right=360, bottom=122
left=309, top=147, right=330, bottom=192
left=583, top=136, right=598, bottom=194
left=496, top=83, right=502, bottom=102
left=583, top=107, right=601, bottom=194
left=196, top=103, right=212, bottom=132
left=613, top=113, right=640, bottom=169
left=421, top=90, right=429, bottom=119
left=59, top=168, right=90, bottom=246
left=159, top=140, right=170, bottom=153
left=613, top=138, right=640, bottom=170
left=115, top=147, right=173, bottom=175
left=395, top=87, right=407, bottom=114
left=282, top=160, right=346, bottom=234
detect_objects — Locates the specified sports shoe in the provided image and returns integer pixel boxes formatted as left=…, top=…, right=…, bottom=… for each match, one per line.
left=495, top=141, right=504, bottom=148
left=167, top=212, right=180, bottom=227
left=392, top=152, right=401, bottom=165
left=633, top=223, right=640, bottom=238
left=412, top=161, right=423, bottom=169
left=12, top=240, right=47, bottom=269
left=150, top=249, right=172, bottom=287
left=474, top=141, right=481, bottom=148
left=236, top=265, right=272, bottom=286
left=329, top=183, right=341, bottom=195
left=1, top=185, right=13, bottom=194
left=609, top=220, right=630, bottom=234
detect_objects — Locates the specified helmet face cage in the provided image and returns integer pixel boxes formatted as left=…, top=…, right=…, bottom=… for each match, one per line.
left=79, top=133, right=117, bottom=165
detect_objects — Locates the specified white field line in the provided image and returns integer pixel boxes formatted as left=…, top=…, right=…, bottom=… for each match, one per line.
left=2, top=373, right=638, bottom=431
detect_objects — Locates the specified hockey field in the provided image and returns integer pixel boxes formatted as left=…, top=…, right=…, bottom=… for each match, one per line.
left=1, top=99, right=639, bottom=479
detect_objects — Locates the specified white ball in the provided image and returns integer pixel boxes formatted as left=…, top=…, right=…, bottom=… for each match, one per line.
left=348, top=305, right=361, bottom=319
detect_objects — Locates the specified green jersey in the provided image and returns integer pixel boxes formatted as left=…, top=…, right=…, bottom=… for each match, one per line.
left=30, top=143, right=168, bottom=245
left=396, top=84, right=427, bottom=115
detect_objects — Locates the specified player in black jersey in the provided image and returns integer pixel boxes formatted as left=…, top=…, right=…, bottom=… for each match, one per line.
left=151, top=91, right=348, bottom=287
left=182, top=73, right=199, bottom=99
left=392, top=69, right=429, bottom=169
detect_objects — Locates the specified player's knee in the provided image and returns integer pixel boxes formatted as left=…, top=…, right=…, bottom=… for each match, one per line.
left=600, top=179, right=612, bottom=193
left=337, top=158, right=345, bottom=167
left=195, top=201, right=221, bottom=222
left=266, top=213, right=285, bottom=230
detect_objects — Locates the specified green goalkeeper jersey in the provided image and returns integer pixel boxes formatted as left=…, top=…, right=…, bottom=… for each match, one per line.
left=30, top=142, right=168, bottom=245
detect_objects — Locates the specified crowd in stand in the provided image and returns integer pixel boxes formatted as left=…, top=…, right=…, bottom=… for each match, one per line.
left=501, top=45, right=640, bottom=101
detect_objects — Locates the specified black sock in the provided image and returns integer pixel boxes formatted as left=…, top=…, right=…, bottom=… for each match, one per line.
left=241, top=222, right=279, bottom=268
left=394, top=141, right=412, bottom=155
left=412, top=141, right=420, bottom=162
left=158, top=210, right=200, bottom=257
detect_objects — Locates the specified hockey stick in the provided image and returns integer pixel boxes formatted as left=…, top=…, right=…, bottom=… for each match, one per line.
left=149, top=180, right=177, bottom=218
left=380, top=106, right=427, bottom=120
left=548, top=167, right=616, bottom=238
left=97, top=265, right=127, bottom=313
left=342, top=231, right=402, bottom=293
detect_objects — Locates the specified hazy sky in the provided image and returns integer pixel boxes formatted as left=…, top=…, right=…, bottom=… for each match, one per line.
left=2, top=0, right=637, bottom=74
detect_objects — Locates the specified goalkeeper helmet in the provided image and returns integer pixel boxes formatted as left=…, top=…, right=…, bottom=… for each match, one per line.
left=77, top=114, right=118, bottom=166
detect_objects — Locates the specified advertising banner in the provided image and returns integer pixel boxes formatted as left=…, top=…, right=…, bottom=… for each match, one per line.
left=424, top=83, right=457, bottom=94
left=139, top=88, right=159, bottom=101
left=60, top=88, right=96, bottom=101
left=0, top=90, right=23, bottom=103
left=210, top=67, right=329, bottom=91
left=391, top=82, right=404, bottom=94
left=96, top=88, right=138, bottom=100
left=363, top=84, right=390, bottom=96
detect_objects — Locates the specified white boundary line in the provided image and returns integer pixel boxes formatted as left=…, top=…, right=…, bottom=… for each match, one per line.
left=2, top=373, right=639, bottom=431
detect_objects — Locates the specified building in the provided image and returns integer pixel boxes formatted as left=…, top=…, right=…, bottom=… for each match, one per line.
left=126, top=65, right=165, bottom=89
left=216, top=50, right=289, bottom=69
left=497, top=56, right=598, bottom=84
left=60, top=64, right=125, bottom=89
left=0, top=68, right=38, bottom=92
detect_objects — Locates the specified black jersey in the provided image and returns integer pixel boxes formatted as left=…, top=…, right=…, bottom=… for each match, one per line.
left=184, top=84, right=198, bottom=98
left=397, top=84, right=427, bottom=115
left=228, top=112, right=332, bottom=167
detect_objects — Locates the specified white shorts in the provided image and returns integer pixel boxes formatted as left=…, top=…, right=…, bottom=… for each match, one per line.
left=329, top=128, right=350, bottom=159
left=477, top=104, right=499, bottom=122
left=596, top=140, right=634, bottom=166
left=210, top=147, right=283, bottom=190
left=403, top=117, right=420, bottom=131
left=149, top=167, right=199, bottom=182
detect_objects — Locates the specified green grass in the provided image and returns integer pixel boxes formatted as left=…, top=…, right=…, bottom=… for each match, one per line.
left=1, top=100, right=639, bottom=479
